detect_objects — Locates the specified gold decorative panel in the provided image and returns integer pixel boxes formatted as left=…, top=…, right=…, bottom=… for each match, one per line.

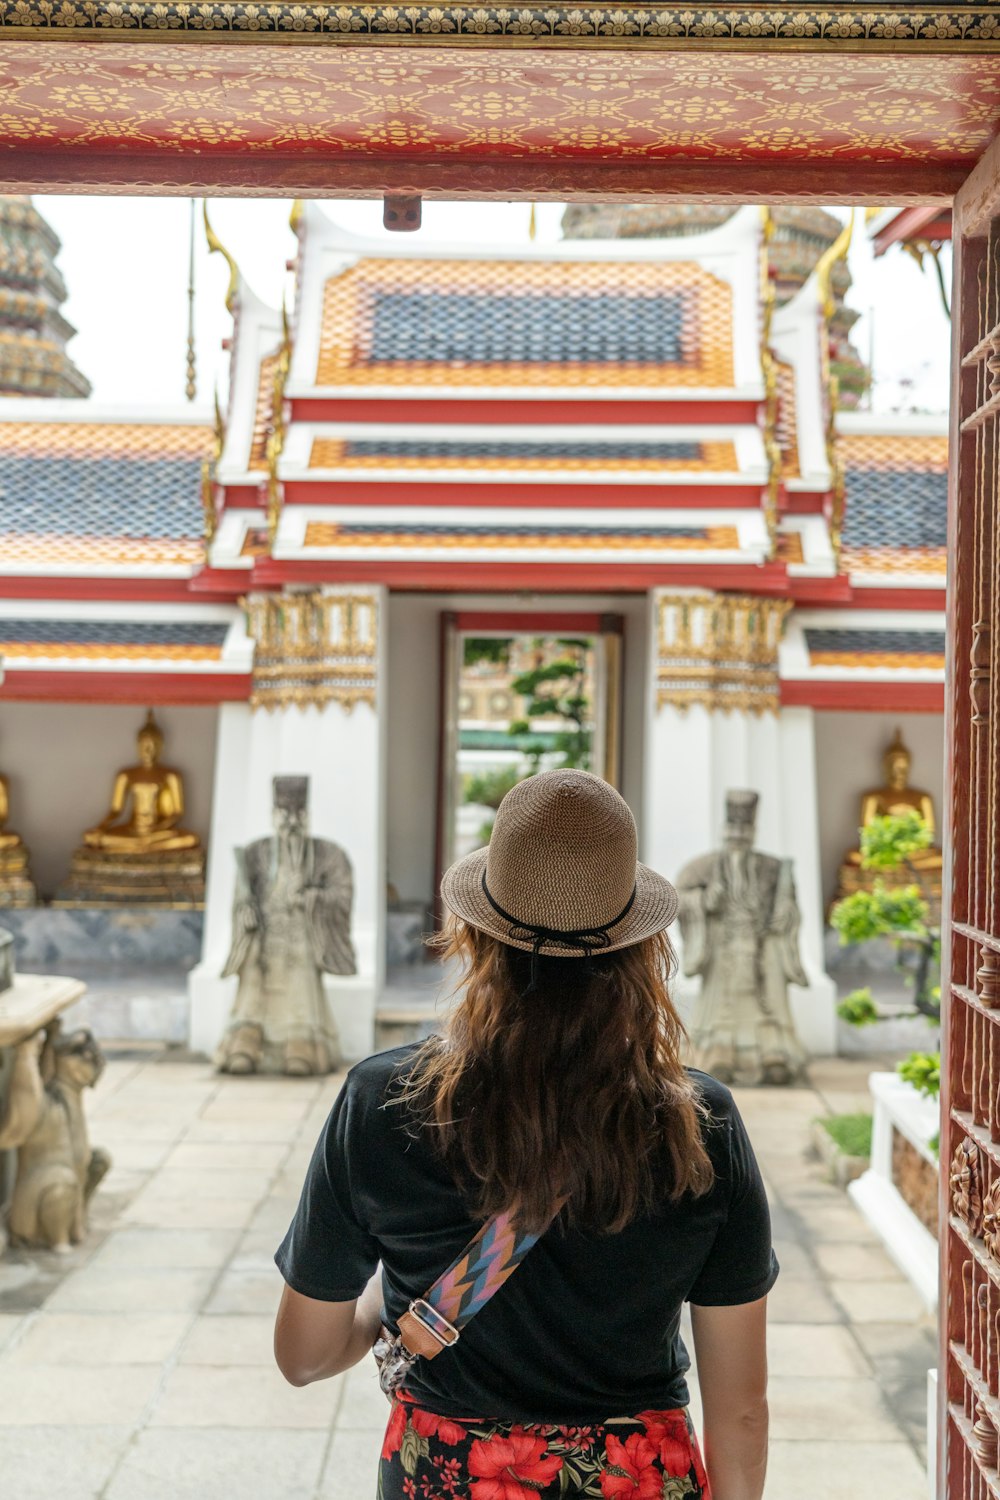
left=655, top=592, right=791, bottom=715
left=244, top=589, right=378, bottom=711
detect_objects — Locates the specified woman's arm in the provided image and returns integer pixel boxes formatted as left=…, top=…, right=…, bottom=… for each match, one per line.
left=274, top=1269, right=384, bottom=1386
left=690, top=1297, right=769, bottom=1500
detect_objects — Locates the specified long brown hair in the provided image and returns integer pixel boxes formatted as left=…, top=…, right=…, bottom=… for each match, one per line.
left=399, top=919, right=715, bottom=1235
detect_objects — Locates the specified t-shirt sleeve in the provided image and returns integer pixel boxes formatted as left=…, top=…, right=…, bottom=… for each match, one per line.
left=686, top=1099, right=779, bottom=1307
left=274, top=1074, right=381, bottom=1302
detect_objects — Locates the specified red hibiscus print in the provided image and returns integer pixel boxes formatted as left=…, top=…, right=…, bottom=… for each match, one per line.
left=600, top=1432, right=661, bottom=1499
left=411, top=1408, right=468, bottom=1446
left=469, top=1429, right=563, bottom=1500
left=637, top=1409, right=692, bottom=1476
left=381, top=1401, right=408, bottom=1461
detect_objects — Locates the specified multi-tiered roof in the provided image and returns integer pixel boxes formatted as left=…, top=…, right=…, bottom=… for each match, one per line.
left=0, top=203, right=946, bottom=713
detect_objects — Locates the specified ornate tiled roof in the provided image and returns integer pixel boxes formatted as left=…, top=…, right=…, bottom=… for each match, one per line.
left=804, top=627, right=945, bottom=669
left=248, top=350, right=280, bottom=473
left=775, top=358, right=800, bottom=480
left=0, top=417, right=212, bottom=571
left=840, top=431, right=948, bottom=577
left=0, top=619, right=229, bottom=660
left=302, top=521, right=739, bottom=551
left=316, top=258, right=734, bottom=389
left=0, top=198, right=90, bottom=399
left=306, top=435, right=738, bottom=473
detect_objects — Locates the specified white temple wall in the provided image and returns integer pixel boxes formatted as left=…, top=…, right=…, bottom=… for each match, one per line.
left=813, top=710, right=945, bottom=909
left=643, top=591, right=836, bottom=1055
left=385, top=591, right=650, bottom=910
left=0, top=701, right=218, bottom=899
left=189, top=588, right=387, bottom=1064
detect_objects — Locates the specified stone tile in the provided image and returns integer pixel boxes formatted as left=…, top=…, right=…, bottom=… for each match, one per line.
left=89, top=1139, right=173, bottom=1172
left=765, top=1276, right=842, bottom=1324
left=163, top=1141, right=290, bottom=1172
left=0, top=1363, right=161, bottom=1425
left=815, top=1242, right=908, bottom=1282
left=185, top=1119, right=304, bottom=1144
left=766, top=1323, right=872, bottom=1379
left=0, top=1312, right=26, bottom=1352
left=46, top=1266, right=216, bottom=1315
left=233, top=1229, right=283, bottom=1270
left=0, top=1425, right=129, bottom=1499
left=149, top=1364, right=341, bottom=1429
left=317, top=1428, right=384, bottom=1495
left=248, top=1196, right=299, bottom=1237
left=179, top=1314, right=276, bottom=1366
left=764, top=1439, right=926, bottom=1500
left=768, top=1376, right=903, bottom=1441
left=86, top=1117, right=187, bottom=1143
left=779, top=1198, right=881, bottom=1245
left=203, top=1268, right=282, bottom=1316
left=337, top=1362, right=392, bottom=1431
left=121, top=1192, right=259, bottom=1231
left=106, top=1426, right=327, bottom=1500
left=769, top=1239, right=813, bottom=1277
left=134, top=1168, right=276, bottom=1200
left=9, top=1311, right=189, bottom=1366
left=198, top=1100, right=311, bottom=1124
left=213, top=1080, right=320, bottom=1102
left=829, top=1280, right=930, bottom=1325
left=90, top=1227, right=242, bottom=1270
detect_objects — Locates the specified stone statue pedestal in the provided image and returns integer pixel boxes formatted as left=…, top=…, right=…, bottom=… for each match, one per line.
left=55, top=847, right=205, bottom=908
left=0, top=846, right=37, bottom=909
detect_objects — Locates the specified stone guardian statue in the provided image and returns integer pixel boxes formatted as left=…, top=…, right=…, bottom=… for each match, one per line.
left=0, top=1023, right=110, bottom=1253
left=676, top=790, right=809, bottom=1086
left=216, top=777, right=356, bottom=1077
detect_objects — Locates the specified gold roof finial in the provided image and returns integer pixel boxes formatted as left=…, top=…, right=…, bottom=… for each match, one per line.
left=528, top=204, right=537, bottom=242
left=203, top=199, right=240, bottom=314
left=289, top=199, right=304, bottom=235
left=815, top=210, right=854, bottom=322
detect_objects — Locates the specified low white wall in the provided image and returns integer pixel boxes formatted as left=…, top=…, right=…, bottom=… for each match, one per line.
left=814, top=710, right=945, bottom=909
left=385, top=592, right=650, bottom=908
left=0, top=702, right=218, bottom=899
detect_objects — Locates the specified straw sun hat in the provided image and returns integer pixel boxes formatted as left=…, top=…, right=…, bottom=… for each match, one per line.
left=441, top=769, right=678, bottom=961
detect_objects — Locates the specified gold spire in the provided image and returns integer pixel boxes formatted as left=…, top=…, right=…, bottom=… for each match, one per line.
left=185, top=198, right=197, bottom=403
left=289, top=199, right=304, bottom=235
left=815, top=210, right=854, bottom=322
left=203, top=200, right=240, bottom=314
left=528, top=203, right=537, bottom=242
left=266, top=294, right=293, bottom=547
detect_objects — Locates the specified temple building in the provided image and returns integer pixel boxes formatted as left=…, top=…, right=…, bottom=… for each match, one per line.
left=0, top=198, right=946, bottom=1061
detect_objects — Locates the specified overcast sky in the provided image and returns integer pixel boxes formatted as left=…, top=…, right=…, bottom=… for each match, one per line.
left=37, top=197, right=952, bottom=415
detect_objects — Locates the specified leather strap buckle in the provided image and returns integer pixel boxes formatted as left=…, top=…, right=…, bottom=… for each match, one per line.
left=399, top=1298, right=460, bottom=1359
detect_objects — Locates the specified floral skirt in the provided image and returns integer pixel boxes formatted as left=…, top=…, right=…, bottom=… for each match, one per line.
left=378, top=1396, right=712, bottom=1499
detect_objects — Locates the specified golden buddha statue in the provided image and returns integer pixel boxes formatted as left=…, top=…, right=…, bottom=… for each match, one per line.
left=83, top=711, right=199, bottom=854
left=57, top=712, right=205, bottom=908
left=837, top=730, right=942, bottom=907
left=0, top=771, right=37, bottom=907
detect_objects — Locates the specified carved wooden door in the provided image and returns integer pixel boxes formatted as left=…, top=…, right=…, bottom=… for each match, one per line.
left=942, top=139, right=1000, bottom=1498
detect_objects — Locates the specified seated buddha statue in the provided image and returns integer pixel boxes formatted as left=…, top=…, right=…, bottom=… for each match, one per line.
left=0, top=771, right=37, bottom=906
left=83, top=711, right=200, bottom=855
left=837, top=730, right=942, bottom=908
left=0, top=774, right=26, bottom=854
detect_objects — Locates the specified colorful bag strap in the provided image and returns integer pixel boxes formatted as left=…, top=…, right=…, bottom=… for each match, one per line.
left=396, top=1206, right=556, bottom=1362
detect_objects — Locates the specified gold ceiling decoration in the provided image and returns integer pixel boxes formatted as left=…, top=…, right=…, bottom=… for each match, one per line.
left=244, top=590, right=378, bottom=713
left=655, top=593, right=792, bottom=716
left=3, top=2, right=1000, bottom=44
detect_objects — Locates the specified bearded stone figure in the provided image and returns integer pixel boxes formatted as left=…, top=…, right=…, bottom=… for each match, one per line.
left=215, top=777, right=356, bottom=1077
left=676, top=790, right=809, bottom=1087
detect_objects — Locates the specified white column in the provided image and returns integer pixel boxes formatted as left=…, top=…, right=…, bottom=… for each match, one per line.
left=642, top=588, right=835, bottom=1056
left=188, top=586, right=387, bottom=1064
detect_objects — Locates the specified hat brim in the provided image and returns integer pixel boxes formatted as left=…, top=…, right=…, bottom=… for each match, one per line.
left=440, top=847, right=679, bottom=958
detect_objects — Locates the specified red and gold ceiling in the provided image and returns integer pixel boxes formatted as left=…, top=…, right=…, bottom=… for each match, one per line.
left=2, top=23, right=1000, bottom=198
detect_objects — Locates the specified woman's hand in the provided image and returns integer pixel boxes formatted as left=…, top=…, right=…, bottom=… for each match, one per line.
left=274, top=1269, right=384, bottom=1386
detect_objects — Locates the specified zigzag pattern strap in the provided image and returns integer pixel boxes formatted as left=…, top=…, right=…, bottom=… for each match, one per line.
left=427, top=1209, right=548, bottom=1330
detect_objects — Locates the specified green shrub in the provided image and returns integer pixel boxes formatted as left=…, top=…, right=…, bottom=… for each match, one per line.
left=897, top=1049, right=940, bottom=1100
left=817, top=1112, right=873, bottom=1159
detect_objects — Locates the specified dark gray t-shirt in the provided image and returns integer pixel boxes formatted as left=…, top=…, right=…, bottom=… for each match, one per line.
left=275, top=1043, right=778, bottom=1423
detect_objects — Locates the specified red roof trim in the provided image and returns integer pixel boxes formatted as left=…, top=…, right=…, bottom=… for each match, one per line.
left=0, top=671, right=252, bottom=705
left=282, top=480, right=762, bottom=510
left=290, top=398, right=761, bottom=427
left=0, top=576, right=210, bottom=603
left=872, top=205, right=952, bottom=255
left=781, top=680, right=944, bottom=712
left=249, top=559, right=791, bottom=594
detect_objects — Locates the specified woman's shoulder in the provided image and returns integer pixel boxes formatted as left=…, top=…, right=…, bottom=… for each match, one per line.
left=684, top=1066, right=738, bottom=1122
left=344, top=1041, right=425, bottom=1101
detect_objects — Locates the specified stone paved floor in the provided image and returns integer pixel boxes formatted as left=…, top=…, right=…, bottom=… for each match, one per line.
left=0, top=1050, right=935, bottom=1499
